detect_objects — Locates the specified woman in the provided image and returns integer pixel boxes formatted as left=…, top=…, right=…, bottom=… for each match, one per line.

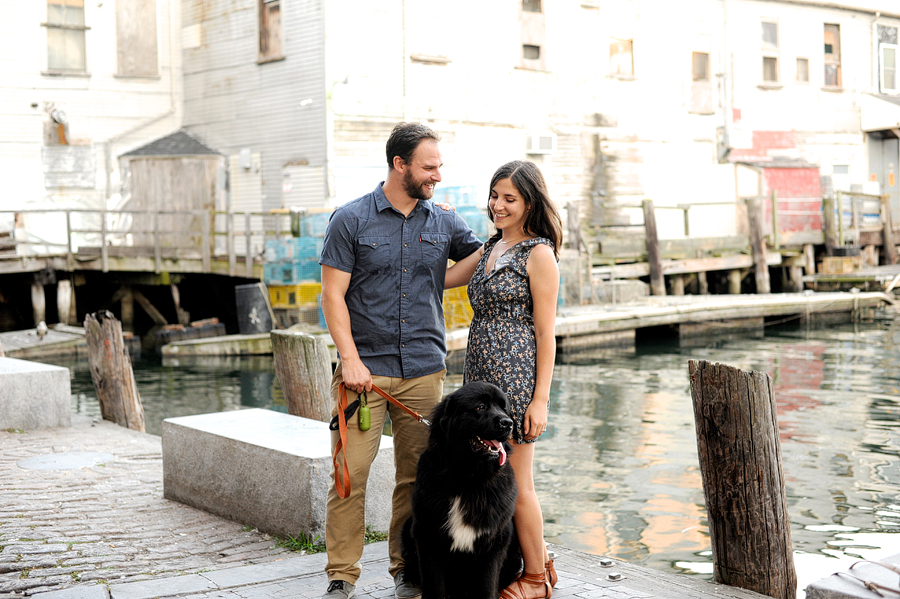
left=446, top=160, right=563, bottom=599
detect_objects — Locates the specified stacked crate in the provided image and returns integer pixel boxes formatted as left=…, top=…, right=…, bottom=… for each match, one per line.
left=265, top=236, right=325, bottom=327
left=433, top=186, right=493, bottom=241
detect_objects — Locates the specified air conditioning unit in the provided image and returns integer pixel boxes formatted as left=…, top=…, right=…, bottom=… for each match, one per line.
left=525, top=131, right=556, bottom=155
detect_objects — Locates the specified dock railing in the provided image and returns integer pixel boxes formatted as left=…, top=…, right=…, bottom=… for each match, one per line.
left=0, top=207, right=331, bottom=277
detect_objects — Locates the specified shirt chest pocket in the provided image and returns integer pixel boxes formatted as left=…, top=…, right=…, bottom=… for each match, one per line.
left=419, top=232, right=449, bottom=266
left=358, top=236, right=393, bottom=271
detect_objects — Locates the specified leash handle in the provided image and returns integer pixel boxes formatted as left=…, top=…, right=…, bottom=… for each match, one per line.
left=332, top=384, right=352, bottom=499
left=331, top=382, right=432, bottom=499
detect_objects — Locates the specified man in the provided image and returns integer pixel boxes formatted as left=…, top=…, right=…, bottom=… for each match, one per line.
left=318, top=122, right=483, bottom=599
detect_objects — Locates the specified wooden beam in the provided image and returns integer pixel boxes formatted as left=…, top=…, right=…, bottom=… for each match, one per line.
left=747, top=197, right=771, bottom=294
left=642, top=199, right=665, bottom=296
left=132, top=289, right=168, bottom=326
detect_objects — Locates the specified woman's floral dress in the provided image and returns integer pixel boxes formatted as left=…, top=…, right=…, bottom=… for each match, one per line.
left=464, top=237, right=553, bottom=444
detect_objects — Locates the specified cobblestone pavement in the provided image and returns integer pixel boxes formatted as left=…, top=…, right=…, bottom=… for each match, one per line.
left=0, top=415, right=289, bottom=598
left=0, top=415, right=772, bottom=599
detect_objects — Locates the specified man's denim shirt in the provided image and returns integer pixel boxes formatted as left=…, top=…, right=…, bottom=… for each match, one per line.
left=319, top=183, right=483, bottom=379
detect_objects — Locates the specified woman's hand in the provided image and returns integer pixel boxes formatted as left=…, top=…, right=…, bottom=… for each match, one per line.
left=523, top=396, right=549, bottom=441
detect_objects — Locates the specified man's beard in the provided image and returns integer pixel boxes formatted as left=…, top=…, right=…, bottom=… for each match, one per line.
left=403, top=170, right=434, bottom=201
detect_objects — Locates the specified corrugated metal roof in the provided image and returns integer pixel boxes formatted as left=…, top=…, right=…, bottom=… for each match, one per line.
left=120, top=129, right=221, bottom=158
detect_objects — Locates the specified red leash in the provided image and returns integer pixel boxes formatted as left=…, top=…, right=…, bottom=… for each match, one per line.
left=332, top=382, right=431, bottom=499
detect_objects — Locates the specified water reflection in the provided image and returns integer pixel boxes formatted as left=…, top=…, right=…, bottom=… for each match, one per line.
left=44, top=317, right=900, bottom=598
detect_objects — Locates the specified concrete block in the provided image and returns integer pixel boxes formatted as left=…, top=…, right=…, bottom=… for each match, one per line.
left=162, top=408, right=394, bottom=540
left=0, top=357, right=71, bottom=430
left=806, top=552, right=900, bottom=598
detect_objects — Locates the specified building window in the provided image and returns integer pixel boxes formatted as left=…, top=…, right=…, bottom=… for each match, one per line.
left=116, top=0, right=158, bottom=77
left=879, top=26, right=899, bottom=93
left=796, top=58, right=809, bottom=83
left=692, top=52, right=709, bottom=81
left=610, top=38, right=634, bottom=77
left=761, top=20, right=778, bottom=83
left=523, top=44, right=541, bottom=60
left=45, top=0, right=87, bottom=72
left=824, top=23, right=841, bottom=87
left=258, top=0, right=283, bottom=62
left=883, top=44, right=898, bottom=93
left=522, top=0, right=541, bottom=13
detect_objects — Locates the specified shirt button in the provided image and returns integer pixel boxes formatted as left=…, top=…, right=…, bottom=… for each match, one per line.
left=371, top=242, right=376, bottom=247
left=405, top=243, right=408, bottom=247
left=402, top=319, right=405, bottom=323
left=404, top=268, right=407, bottom=272
left=402, top=344, right=406, bottom=348
left=403, top=294, right=407, bottom=297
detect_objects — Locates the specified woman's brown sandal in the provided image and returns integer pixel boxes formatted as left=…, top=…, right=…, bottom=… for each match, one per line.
left=499, top=570, right=552, bottom=599
left=545, top=557, right=558, bottom=588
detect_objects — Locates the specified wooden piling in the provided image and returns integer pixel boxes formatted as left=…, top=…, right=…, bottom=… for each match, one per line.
left=881, top=194, right=897, bottom=265
left=85, top=310, right=145, bottom=432
left=688, top=360, right=796, bottom=599
left=271, top=329, right=332, bottom=422
left=642, top=199, right=666, bottom=296
left=746, top=197, right=771, bottom=294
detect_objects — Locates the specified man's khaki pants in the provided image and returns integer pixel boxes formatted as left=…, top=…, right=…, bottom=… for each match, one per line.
left=325, top=362, right=445, bottom=584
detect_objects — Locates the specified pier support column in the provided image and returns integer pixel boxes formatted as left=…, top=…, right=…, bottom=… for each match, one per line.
left=31, top=281, right=45, bottom=326
left=671, top=275, right=685, bottom=296
left=642, top=199, right=666, bottom=296
left=121, top=288, right=134, bottom=333
left=57, top=280, right=75, bottom=325
left=727, top=269, right=743, bottom=294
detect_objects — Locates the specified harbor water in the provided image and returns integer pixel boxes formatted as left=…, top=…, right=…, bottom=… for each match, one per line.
left=48, top=316, right=900, bottom=598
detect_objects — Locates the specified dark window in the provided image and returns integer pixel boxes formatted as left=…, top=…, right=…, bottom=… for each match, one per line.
left=522, top=0, right=541, bottom=13
left=824, top=23, right=841, bottom=87
left=259, top=0, right=283, bottom=61
left=523, top=44, right=541, bottom=60
left=692, top=52, right=709, bottom=81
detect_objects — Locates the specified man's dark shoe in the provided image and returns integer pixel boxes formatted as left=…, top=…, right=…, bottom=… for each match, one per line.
left=322, top=580, right=355, bottom=599
left=394, top=571, right=421, bottom=599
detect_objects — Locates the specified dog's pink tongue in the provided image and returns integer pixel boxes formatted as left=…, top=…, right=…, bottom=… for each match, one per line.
left=485, top=440, right=507, bottom=466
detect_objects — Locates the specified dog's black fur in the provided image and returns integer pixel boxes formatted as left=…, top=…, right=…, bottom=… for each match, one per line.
left=400, top=381, right=522, bottom=599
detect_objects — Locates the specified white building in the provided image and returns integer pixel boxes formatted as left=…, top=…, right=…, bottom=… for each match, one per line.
left=4, top=0, right=900, bottom=248
left=0, top=0, right=183, bottom=248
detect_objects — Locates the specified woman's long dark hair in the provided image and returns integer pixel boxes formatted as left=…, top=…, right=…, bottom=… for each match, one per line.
left=487, top=160, right=563, bottom=259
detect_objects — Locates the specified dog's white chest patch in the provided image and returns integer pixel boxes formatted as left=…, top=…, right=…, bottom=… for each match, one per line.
left=444, top=497, right=481, bottom=552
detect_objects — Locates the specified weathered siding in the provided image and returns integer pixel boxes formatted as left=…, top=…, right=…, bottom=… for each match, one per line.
left=0, top=0, right=181, bottom=213
left=182, top=0, right=327, bottom=212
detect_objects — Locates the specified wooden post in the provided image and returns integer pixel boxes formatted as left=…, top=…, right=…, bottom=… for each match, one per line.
left=770, top=190, right=779, bottom=250
left=642, top=199, right=666, bottom=296
left=271, top=330, right=332, bottom=422
left=881, top=194, right=897, bottom=265
left=85, top=310, right=145, bottom=432
left=697, top=250, right=709, bottom=295
left=57, top=279, right=74, bottom=325
left=746, top=197, right=771, bottom=294
left=671, top=274, right=685, bottom=296
left=803, top=244, right=816, bottom=275
left=836, top=191, right=845, bottom=247
left=31, top=281, right=45, bottom=326
left=728, top=269, right=743, bottom=294
left=822, top=196, right=837, bottom=256
left=688, top=360, right=796, bottom=599
left=121, top=287, right=135, bottom=333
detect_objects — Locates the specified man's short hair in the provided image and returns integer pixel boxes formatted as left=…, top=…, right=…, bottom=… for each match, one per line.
left=386, top=122, right=441, bottom=169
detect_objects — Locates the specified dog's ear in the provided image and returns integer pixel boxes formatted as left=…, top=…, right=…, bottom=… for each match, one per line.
left=430, top=390, right=458, bottom=444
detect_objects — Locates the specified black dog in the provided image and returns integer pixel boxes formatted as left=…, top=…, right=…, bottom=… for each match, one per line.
left=401, top=381, right=522, bottom=599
